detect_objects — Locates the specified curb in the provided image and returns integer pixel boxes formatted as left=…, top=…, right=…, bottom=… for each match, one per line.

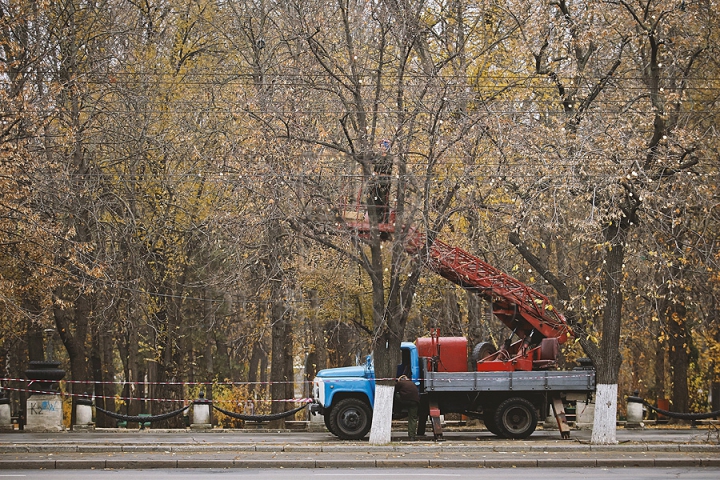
left=1, top=457, right=719, bottom=469
left=2, top=442, right=719, bottom=454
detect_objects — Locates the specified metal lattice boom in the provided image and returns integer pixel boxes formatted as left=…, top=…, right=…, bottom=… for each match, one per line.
left=407, top=233, right=570, bottom=343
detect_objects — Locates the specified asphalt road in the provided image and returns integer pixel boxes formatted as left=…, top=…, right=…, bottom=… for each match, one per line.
left=0, top=468, right=717, bottom=479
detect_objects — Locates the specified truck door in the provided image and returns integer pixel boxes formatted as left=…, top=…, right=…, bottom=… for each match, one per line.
left=398, top=342, right=420, bottom=384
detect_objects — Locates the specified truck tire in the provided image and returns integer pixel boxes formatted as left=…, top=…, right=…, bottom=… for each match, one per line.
left=323, top=411, right=336, bottom=435
left=482, top=409, right=505, bottom=437
left=493, top=397, right=538, bottom=439
left=471, top=342, right=497, bottom=363
left=328, top=398, right=372, bottom=440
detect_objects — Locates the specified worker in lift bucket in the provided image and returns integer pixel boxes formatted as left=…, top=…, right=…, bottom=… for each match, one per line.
left=394, top=375, right=420, bottom=440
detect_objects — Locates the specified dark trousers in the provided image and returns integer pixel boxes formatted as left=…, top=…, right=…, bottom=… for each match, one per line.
left=396, top=399, right=419, bottom=438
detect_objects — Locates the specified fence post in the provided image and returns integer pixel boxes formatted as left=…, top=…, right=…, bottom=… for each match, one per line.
left=23, top=361, right=65, bottom=432
left=626, top=391, right=644, bottom=428
left=0, top=398, right=12, bottom=431
left=575, top=397, right=596, bottom=430
left=191, top=391, right=212, bottom=430
left=74, top=398, right=94, bottom=431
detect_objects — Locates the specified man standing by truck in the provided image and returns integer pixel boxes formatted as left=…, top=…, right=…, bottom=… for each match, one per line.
left=394, top=375, right=420, bottom=440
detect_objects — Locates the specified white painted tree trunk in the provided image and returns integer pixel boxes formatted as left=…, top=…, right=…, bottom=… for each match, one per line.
left=591, top=383, right=618, bottom=444
left=369, top=384, right=394, bottom=444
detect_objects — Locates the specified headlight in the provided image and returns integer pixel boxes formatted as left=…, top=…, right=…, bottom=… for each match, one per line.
left=312, top=377, right=325, bottom=406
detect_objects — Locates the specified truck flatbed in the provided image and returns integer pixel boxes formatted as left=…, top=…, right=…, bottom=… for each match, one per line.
left=423, top=369, right=595, bottom=393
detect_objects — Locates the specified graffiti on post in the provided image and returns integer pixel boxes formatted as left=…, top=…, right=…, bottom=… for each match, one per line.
left=29, top=400, right=58, bottom=415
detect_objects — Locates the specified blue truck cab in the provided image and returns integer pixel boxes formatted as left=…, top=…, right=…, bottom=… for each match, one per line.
left=310, top=342, right=419, bottom=439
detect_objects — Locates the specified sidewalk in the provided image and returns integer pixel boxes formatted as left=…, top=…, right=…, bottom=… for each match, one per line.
left=1, top=427, right=718, bottom=469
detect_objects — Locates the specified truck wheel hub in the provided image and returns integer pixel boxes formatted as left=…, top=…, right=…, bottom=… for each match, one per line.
left=505, top=407, right=530, bottom=430
left=341, top=410, right=360, bottom=427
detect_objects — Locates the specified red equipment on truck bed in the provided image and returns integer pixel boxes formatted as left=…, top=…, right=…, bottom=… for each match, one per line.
left=406, top=233, right=570, bottom=371
left=343, top=210, right=572, bottom=372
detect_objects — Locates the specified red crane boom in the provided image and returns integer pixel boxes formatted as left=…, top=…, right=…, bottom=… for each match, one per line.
left=406, top=233, right=570, bottom=344
left=342, top=208, right=572, bottom=371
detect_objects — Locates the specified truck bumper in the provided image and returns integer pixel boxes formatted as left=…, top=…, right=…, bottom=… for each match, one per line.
left=309, top=402, right=324, bottom=416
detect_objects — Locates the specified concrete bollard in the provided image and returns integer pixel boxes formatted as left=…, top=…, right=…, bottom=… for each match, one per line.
left=74, top=398, right=94, bottom=430
left=0, top=398, right=12, bottom=431
left=308, top=410, right=326, bottom=432
left=543, top=412, right=559, bottom=430
left=23, top=360, right=66, bottom=432
left=25, top=394, right=64, bottom=432
left=191, top=391, right=212, bottom=429
left=575, top=399, right=595, bottom=430
left=626, top=391, right=644, bottom=428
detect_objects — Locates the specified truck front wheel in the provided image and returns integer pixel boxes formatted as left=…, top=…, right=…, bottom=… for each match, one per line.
left=323, top=411, right=335, bottom=435
left=329, top=398, right=372, bottom=440
left=493, top=397, right=538, bottom=439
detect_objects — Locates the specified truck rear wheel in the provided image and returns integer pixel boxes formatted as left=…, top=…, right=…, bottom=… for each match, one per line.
left=482, top=409, right=504, bottom=437
left=329, top=398, right=372, bottom=440
left=493, top=397, right=538, bottom=439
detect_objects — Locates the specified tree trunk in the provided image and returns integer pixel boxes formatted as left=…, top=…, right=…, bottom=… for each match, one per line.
left=654, top=324, right=667, bottom=402
left=117, top=322, right=141, bottom=421
left=307, top=290, right=327, bottom=377
left=203, top=292, right=215, bottom=425
left=248, top=339, right=264, bottom=397
left=508, top=226, right=626, bottom=443
left=590, top=223, right=626, bottom=444
left=367, top=232, right=394, bottom=445
left=90, top=331, right=102, bottom=427
left=101, top=328, right=116, bottom=427
left=667, top=302, right=690, bottom=417
left=91, top=326, right=116, bottom=428
left=467, top=292, right=484, bottom=371
left=53, top=288, right=91, bottom=428
left=442, top=289, right=462, bottom=337
left=269, top=291, right=291, bottom=428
